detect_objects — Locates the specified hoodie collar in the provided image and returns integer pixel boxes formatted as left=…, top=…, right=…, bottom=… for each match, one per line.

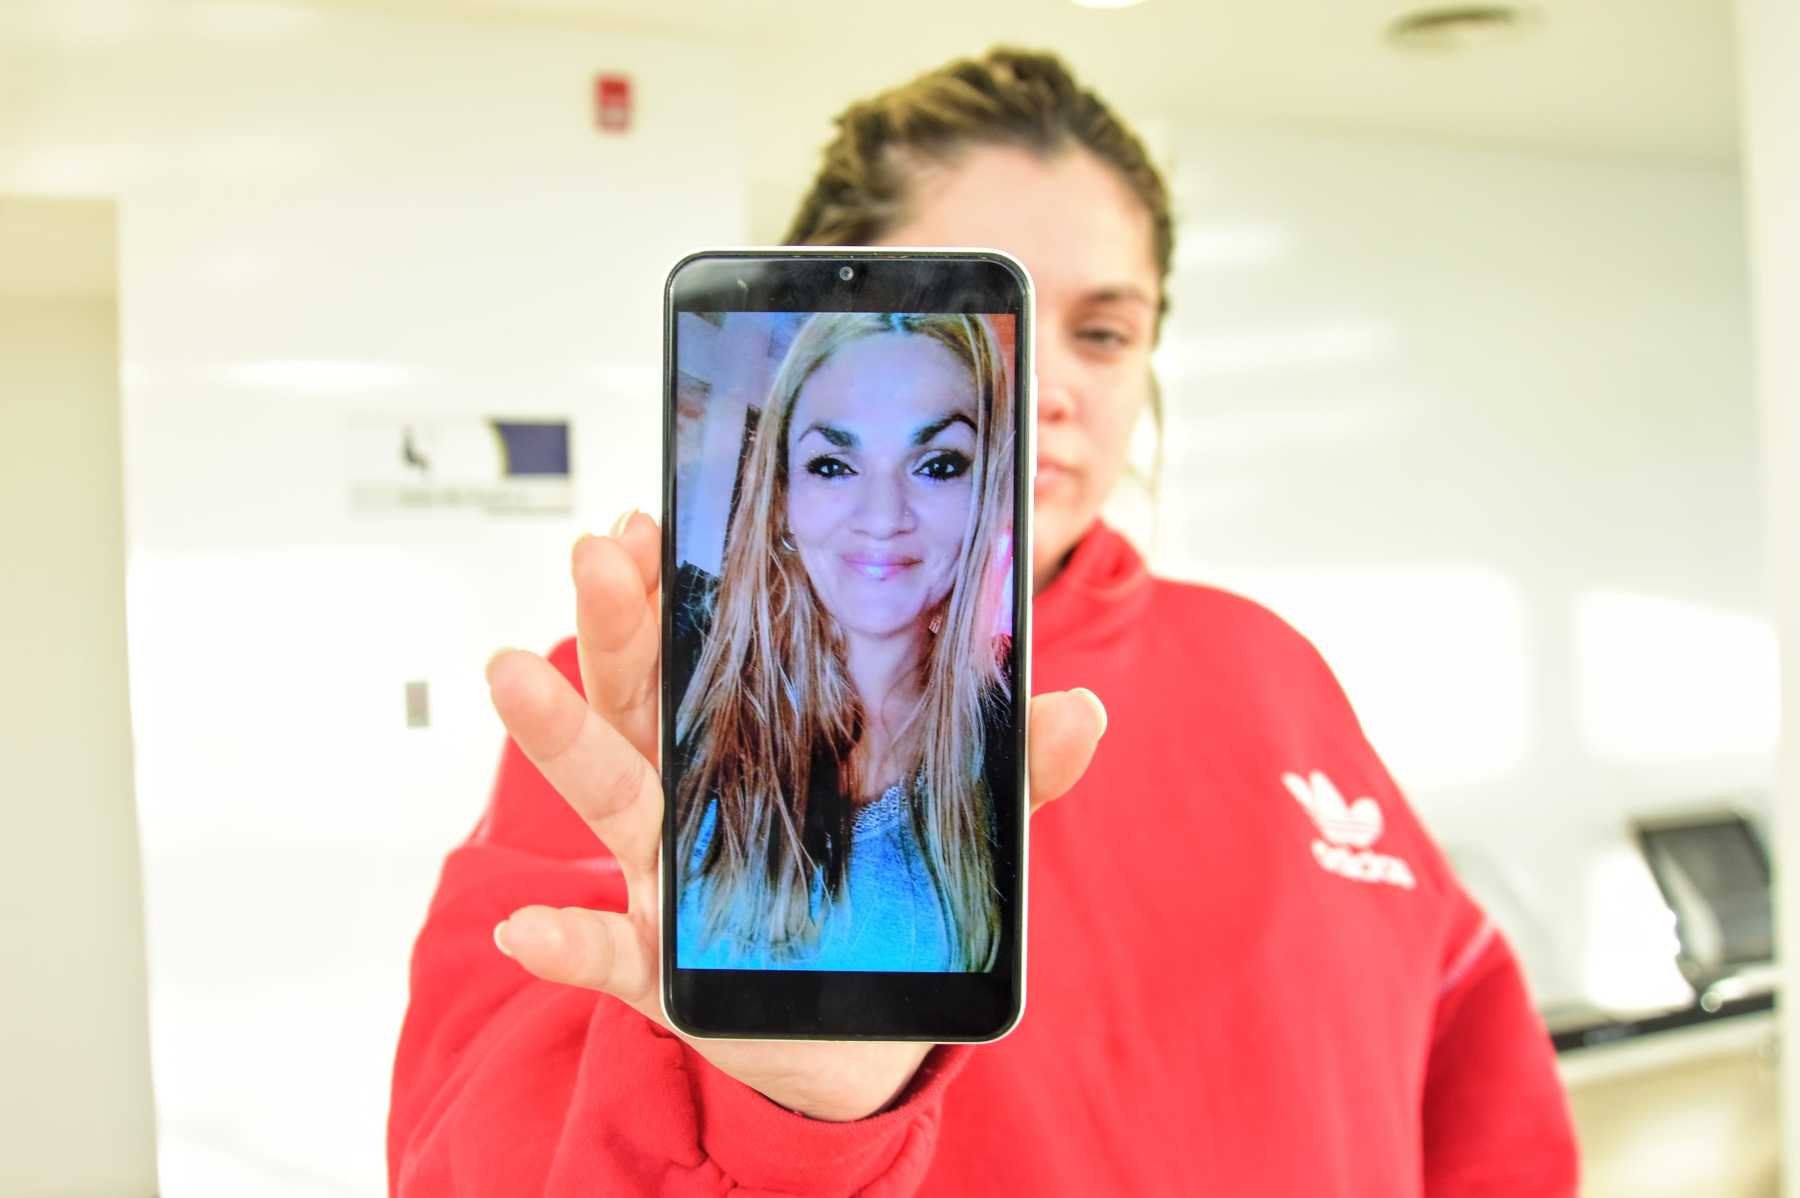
left=1031, top=520, right=1154, bottom=651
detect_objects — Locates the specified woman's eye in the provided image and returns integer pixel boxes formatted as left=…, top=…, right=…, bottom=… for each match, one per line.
left=1076, top=326, right=1130, bottom=349
left=805, top=455, right=855, bottom=479
left=915, top=452, right=972, bottom=481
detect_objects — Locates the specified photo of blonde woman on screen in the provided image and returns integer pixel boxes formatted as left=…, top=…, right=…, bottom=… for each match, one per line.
left=670, top=310, right=1018, bottom=972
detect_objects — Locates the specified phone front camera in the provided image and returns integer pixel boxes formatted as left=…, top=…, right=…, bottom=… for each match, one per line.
left=837, top=265, right=855, bottom=282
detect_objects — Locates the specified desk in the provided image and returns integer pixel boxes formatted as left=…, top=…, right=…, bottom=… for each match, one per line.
left=1557, top=1009, right=1778, bottom=1198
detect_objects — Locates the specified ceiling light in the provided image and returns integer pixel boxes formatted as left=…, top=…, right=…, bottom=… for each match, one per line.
left=1386, top=5, right=1536, bottom=52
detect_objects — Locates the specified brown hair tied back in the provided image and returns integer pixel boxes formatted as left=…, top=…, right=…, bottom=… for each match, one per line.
left=783, top=47, right=1175, bottom=330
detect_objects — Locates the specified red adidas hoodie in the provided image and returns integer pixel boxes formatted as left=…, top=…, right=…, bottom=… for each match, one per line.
left=389, top=521, right=1580, bottom=1196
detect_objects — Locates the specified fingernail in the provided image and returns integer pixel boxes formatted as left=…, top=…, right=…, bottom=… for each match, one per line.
left=609, top=508, right=638, bottom=538
left=485, top=647, right=516, bottom=684
left=1072, top=687, right=1108, bottom=737
left=493, top=920, right=514, bottom=958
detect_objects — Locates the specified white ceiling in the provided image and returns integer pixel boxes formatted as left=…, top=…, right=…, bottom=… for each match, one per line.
left=290, top=0, right=1741, bottom=238
left=8, top=0, right=1739, bottom=248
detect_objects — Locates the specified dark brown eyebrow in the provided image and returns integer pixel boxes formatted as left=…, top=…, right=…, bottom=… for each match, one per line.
left=912, top=412, right=976, bottom=446
left=798, top=422, right=855, bottom=448
left=1083, top=285, right=1157, bottom=311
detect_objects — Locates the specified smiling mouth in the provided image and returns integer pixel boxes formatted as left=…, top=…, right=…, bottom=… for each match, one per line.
left=842, top=553, right=920, bottom=581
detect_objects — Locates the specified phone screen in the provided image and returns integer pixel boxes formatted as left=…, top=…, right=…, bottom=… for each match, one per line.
left=662, top=252, right=1030, bottom=1035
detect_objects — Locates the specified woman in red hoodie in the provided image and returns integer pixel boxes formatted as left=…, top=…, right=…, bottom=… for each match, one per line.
left=389, top=48, right=1580, bottom=1196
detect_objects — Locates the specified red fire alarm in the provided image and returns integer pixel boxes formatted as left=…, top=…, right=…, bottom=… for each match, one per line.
left=595, top=73, right=632, bottom=134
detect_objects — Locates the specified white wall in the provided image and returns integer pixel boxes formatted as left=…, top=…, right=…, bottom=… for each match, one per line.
left=1734, top=0, right=1800, bottom=1190
left=0, top=198, right=158, bottom=1196
left=1, top=3, right=746, bottom=1193
left=1139, top=127, right=1769, bottom=1015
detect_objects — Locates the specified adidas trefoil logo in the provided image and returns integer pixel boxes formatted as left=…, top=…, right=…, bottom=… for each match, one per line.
left=1283, top=770, right=1416, bottom=890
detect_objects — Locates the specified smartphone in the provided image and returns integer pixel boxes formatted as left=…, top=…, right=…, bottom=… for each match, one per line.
left=660, top=248, right=1034, bottom=1041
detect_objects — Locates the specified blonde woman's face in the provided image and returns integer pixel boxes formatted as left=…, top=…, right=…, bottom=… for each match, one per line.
left=876, top=145, right=1159, bottom=587
left=786, top=331, right=978, bottom=640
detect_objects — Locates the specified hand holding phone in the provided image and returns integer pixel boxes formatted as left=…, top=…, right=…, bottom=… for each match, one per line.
left=484, top=516, right=1103, bottom=1117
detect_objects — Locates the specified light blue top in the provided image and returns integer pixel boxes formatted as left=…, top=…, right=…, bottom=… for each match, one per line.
left=676, top=785, right=955, bottom=971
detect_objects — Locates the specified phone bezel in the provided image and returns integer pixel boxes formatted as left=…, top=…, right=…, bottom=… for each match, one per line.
left=659, top=247, right=1035, bottom=1042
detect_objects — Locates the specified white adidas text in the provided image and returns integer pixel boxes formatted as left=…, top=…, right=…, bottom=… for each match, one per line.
left=1310, top=838, right=1416, bottom=889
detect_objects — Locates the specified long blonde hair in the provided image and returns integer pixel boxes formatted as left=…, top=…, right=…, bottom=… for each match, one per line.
left=675, top=312, right=1015, bottom=968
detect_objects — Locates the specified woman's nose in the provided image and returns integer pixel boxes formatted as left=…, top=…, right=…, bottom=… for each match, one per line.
left=853, top=471, right=914, bottom=536
left=1036, top=374, right=1077, bottom=425
left=1032, top=340, right=1077, bottom=425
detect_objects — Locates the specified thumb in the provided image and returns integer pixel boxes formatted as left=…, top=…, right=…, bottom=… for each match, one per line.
left=1027, top=688, right=1108, bottom=812
left=494, top=905, right=659, bottom=1015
